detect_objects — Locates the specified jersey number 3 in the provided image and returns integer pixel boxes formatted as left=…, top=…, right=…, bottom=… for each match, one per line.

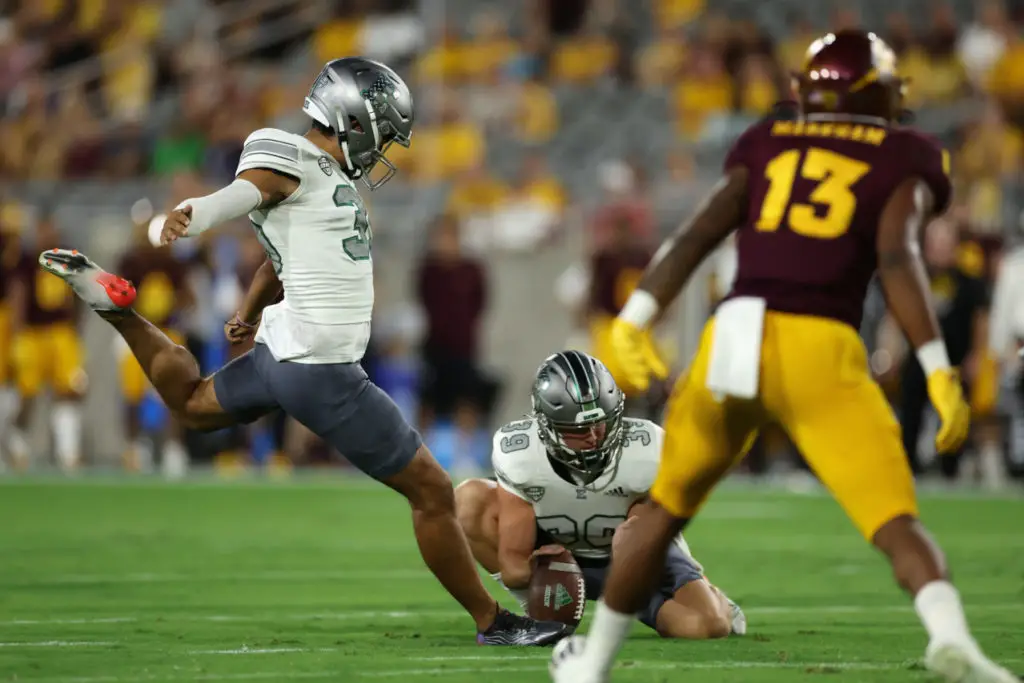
left=755, top=147, right=871, bottom=239
left=333, top=185, right=372, bottom=261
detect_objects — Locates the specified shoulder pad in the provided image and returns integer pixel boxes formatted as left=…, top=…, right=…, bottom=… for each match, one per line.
left=723, top=118, right=774, bottom=173
left=236, top=128, right=305, bottom=179
left=890, top=128, right=951, bottom=215
left=491, top=419, right=540, bottom=496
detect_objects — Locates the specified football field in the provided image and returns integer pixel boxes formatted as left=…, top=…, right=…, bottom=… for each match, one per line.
left=0, top=476, right=1021, bottom=682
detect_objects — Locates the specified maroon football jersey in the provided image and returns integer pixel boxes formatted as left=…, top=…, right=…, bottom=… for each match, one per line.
left=724, top=116, right=951, bottom=328
left=0, top=230, right=17, bottom=302
left=589, top=247, right=654, bottom=318
left=14, top=251, right=76, bottom=326
left=117, top=245, right=188, bottom=328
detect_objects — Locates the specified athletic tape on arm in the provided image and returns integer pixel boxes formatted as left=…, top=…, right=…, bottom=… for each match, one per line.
left=176, top=178, right=263, bottom=238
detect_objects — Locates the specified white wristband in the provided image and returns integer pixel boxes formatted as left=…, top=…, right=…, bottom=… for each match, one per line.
left=916, top=339, right=951, bottom=376
left=618, top=290, right=659, bottom=329
left=174, top=178, right=263, bottom=240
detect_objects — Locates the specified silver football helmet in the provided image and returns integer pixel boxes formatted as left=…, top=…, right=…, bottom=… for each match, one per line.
left=531, top=350, right=626, bottom=488
left=303, top=57, right=414, bottom=189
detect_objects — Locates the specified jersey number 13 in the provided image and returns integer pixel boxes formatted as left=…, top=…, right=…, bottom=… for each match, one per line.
left=755, top=147, right=871, bottom=239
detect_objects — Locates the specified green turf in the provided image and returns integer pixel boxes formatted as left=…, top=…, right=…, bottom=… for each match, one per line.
left=0, top=476, right=1021, bottom=682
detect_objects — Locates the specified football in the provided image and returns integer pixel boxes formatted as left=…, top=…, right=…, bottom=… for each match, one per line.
left=528, top=549, right=587, bottom=628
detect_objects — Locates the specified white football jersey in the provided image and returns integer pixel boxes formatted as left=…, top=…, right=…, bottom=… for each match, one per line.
left=237, top=128, right=373, bottom=364
left=492, top=416, right=665, bottom=560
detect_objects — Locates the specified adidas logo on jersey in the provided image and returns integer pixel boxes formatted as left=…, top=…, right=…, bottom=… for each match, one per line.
left=604, top=486, right=629, bottom=498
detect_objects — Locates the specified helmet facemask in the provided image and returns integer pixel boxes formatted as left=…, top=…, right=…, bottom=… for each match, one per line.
left=341, top=97, right=411, bottom=190
left=328, top=99, right=411, bottom=190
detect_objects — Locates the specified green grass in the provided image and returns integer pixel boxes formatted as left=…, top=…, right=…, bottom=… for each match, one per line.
left=0, top=476, right=1021, bottom=682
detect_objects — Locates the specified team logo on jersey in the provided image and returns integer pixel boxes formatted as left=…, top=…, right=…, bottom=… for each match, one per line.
left=604, top=486, right=629, bottom=498
left=318, top=156, right=333, bottom=176
left=522, top=486, right=545, bottom=503
left=575, top=488, right=587, bottom=500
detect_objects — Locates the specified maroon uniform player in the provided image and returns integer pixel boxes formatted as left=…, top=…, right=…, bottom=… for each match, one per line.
left=551, top=30, right=1016, bottom=683
left=588, top=220, right=655, bottom=397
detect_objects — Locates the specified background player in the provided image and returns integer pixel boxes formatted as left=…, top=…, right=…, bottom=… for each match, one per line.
left=585, top=220, right=663, bottom=418
left=116, top=221, right=195, bottom=475
left=551, top=30, right=1016, bottom=683
left=8, top=213, right=84, bottom=472
left=0, top=210, right=20, bottom=463
left=455, top=350, right=744, bottom=640
left=38, top=56, right=568, bottom=648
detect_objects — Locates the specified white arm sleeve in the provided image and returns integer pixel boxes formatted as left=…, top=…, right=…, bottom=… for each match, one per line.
left=169, top=178, right=263, bottom=241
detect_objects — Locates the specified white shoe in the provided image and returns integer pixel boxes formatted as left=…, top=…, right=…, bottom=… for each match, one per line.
left=7, top=429, right=30, bottom=471
left=161, top=441, right=189, bottom=480
left=549, top=636, right=607, bottom=683
left=727, top=598, right=747, bottom=636
left=925, top=640, right=1019, bottom=683
left=38, top=249, right=137, bottom=313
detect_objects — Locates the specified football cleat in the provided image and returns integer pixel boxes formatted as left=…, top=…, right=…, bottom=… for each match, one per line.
left=477, top=608, right=570, bottom=646
left=727, top=598, right=747, bottom=636
left=549, top=636, right=607, bottom=683
left=38, top=249, right=136, bottom=313
left=925, top=641, right=1020, bottom=683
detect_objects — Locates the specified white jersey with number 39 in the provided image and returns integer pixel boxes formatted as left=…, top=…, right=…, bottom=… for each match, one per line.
left=236, top=127, right=374, bottom=364
left=492, top=417, right=665, bottom=560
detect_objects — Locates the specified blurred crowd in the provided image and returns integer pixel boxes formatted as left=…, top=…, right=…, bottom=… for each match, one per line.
left=0, top=0, right=1023, bottom=485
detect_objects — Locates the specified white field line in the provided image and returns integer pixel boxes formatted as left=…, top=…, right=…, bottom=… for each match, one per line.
left=31, top=658, right=1024, bottom=683
left=0, top=569, right=434, bottom=587
left=0, top=641, right=115, bottom=648
left=5, top=602, right=1023, bottom=628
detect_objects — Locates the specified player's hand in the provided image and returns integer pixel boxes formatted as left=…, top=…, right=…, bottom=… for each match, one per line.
left=531, top=544, right=567, bottom=563
left=925, top=368, right=971, bottom=454
left=224, top=313, right=258, bottom=344
left=609, top=318, right=669, bottom=392
left=611, top=516, right=637, bottom=556
left=161, top=206, right=192, bottom=245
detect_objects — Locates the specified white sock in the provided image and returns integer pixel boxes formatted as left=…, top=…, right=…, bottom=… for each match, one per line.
left=161, top=440, right=189, bottom=480
left=8, top=427, right=29, bottom=462
left=51, top=401, right=82, bottom=470
left=583, top=600, right=634, bottom=674
left=490, top=572, right=530, bottom=613
left=0, top=388, right=16, bottom=430
left=133, top=437, right=155, bottom=473
left=914, top=581, right=976, bottom=648
left=978, top=442, right=1007, bottom=491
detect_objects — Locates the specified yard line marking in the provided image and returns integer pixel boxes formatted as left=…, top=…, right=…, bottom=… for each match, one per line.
left=32, top=659, right=1024, bottom=682
left=188, top=647, right=313, bottom=655
left=3, top=617, right=135, bottom=626
left=0, top=641, right=115, bottom=648
left=3, top=602, right=1023, bottom=628
left=0, top=569, right=434, bottom=588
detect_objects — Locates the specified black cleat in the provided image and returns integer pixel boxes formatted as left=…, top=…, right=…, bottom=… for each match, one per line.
left=476, top=608, right=571, bottom=646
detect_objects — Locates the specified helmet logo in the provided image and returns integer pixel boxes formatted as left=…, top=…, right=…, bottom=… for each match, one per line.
left=576, top=408, right=606, bottom=423
left=361, top=73, right=400, bottom=101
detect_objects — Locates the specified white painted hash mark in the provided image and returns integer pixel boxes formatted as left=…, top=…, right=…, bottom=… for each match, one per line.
left=0, top=641, right=116, bottom=648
